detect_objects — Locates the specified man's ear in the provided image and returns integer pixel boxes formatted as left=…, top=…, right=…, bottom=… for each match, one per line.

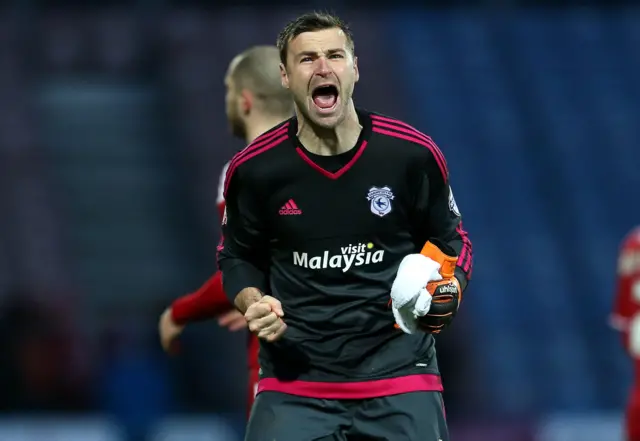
left=280, top=63, right=290, bottom=89
left=353, top=56, right=359, bottom=83
left=240, top=89, right=253, bottom=114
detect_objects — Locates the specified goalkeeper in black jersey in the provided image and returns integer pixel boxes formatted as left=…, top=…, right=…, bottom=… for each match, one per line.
left=218, top=11, right=473, bottom=441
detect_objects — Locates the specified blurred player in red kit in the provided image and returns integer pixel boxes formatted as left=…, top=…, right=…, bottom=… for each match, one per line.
left=158, top=45, right=293, bottom=414
left=610, top=226, right=640, bottom=441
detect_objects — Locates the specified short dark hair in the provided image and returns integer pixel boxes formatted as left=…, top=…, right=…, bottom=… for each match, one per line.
left=276, top=11, right=355, bottom=66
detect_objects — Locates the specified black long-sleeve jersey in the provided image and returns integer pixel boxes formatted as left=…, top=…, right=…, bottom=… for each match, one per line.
left=217, top=109, right=473, bottom=399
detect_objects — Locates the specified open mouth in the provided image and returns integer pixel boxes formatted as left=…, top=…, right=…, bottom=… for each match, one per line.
left=311, top=85, right=339, bottom=111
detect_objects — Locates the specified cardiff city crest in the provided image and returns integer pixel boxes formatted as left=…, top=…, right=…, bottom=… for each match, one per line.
left=367, top=186, right=395, bottom=217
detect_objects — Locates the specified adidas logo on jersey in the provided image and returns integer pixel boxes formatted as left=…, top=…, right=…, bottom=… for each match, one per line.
left=279, top=199, right=302, bottom=215
left=293, top=242, right=384, bottom=273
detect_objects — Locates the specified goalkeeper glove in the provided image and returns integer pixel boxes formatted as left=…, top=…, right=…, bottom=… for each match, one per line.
left=390, top=249, right=442, bottom=334
left=416, top=239, right=461, bottom=334
left=390, top=238, right=461, bottom=334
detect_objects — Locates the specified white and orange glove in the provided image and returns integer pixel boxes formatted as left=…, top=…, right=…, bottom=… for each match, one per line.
left=390, top=239, right=461, bottom=334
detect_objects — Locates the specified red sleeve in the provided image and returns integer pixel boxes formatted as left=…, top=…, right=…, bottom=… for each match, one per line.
left=171, top=271, right=234, bottom=324
left=613, top=272, right=633, bottom=352
left=610, top=227, right=640, bottom=352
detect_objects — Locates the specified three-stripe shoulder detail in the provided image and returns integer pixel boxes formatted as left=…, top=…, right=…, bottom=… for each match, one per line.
left=370, top=114, right=448, bottom=180
left=223, top=122, right=290, bottom=198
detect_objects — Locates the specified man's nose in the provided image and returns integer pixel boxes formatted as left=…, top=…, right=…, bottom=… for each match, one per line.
left=315, top=57, right=331, bottom=75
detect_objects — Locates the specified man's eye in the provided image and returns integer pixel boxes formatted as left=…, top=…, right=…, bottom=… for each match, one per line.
left=329, top=54, right=344, bottom=59
left=300, top=57, right=312, bottom=63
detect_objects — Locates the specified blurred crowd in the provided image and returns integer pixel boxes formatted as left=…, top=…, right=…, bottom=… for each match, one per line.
left=0, top=289, right=89, bottom=412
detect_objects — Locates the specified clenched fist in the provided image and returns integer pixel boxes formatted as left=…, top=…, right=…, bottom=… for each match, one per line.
left=245, top=295, right=287, bottom=342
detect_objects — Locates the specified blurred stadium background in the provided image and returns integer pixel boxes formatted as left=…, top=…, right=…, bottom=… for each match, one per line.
left=0, top=1, right=638, bottom=440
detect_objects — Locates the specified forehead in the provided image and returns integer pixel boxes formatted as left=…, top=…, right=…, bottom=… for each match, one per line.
left=288, top=28, right=349, bottom=54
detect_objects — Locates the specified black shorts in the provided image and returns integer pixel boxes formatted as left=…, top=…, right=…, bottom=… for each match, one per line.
left=245, top=391, right=448, bottom=441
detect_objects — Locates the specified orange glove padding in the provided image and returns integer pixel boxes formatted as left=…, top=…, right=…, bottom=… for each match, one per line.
left=417, top=239, right=461, bottom=334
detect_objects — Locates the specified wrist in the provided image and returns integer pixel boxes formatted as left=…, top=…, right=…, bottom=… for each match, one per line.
left=165, top=306, right=185, bottom=329
left=235, top=287, right=263, bottom=313
left=454, top=267, right=468, bottom=292
left=170, top=302, right=186, bottom=325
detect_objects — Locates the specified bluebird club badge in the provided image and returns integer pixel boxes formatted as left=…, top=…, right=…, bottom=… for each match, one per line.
left=367, top=186, right=395, bottom=217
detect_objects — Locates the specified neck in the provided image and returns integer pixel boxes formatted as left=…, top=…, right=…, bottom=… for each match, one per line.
left=296, top=100, right=361, bottom=156
left=245, top=115, right=289, bottom=144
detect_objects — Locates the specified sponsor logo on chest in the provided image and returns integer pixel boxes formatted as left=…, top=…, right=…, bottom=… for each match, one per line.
left=293, top=242, right=384, bottom=273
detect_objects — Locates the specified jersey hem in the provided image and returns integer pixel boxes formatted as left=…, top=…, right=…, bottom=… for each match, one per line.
left=256, top=373, right=443, bottom=399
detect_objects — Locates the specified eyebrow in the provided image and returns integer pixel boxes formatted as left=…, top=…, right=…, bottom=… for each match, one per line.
left=296, top=48, right=346, bottom=58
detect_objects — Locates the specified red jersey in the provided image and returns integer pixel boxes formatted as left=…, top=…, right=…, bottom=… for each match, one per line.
left=611, top=226, right=640, bottom=383
left=611, top=227, right=640, bottom=441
